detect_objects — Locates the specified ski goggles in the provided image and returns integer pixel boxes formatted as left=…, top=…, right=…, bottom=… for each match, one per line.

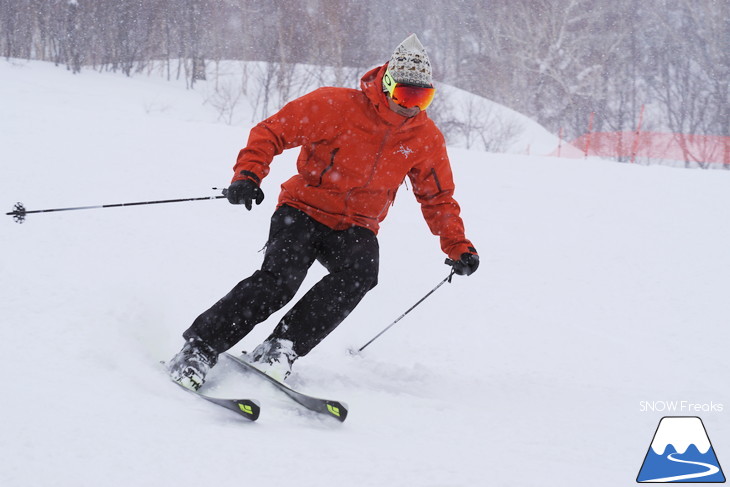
left=382, top=69, right=436, bottom=111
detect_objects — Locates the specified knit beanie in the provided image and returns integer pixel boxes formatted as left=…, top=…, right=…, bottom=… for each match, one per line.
left=387, top=33, right=433, bottom=87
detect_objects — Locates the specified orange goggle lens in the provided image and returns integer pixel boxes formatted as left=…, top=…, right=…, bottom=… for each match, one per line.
left=383, top=70, right=436, bottom=110
left=390, top=84, right=436, bottom=110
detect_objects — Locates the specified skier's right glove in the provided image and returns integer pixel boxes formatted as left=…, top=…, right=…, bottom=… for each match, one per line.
left=226, top=179, right=264, bottom=210
left=447, top=252, right=480, bottom=276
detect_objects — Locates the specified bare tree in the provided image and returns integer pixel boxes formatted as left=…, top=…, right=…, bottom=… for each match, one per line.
left=645, top=0, right=729, bottom=167
left=1, top=0, right=725, bottom=165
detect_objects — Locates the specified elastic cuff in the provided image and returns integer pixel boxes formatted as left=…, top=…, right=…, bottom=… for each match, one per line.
left=447, top=244, right=477, bottom=261
left=234, top=170, right=261, bottom=184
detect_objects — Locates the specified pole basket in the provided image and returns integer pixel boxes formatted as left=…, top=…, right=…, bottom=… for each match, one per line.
left=10, top=203, right=26, bottom=224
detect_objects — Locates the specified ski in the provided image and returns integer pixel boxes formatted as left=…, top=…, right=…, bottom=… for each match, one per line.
left=162, top=362, right=260, bottom=421
left=224, top=353, right=348, bottom=422
left=170, top=379, right=261, bottom=421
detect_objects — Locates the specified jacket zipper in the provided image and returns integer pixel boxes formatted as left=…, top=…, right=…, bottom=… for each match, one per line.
left=341, top=118, right=408, bottom=226
left=341, top=127, right=393, bottom=225
left=426, top=168, right=443, bottom=193
left=312, top=148, right=339, bottom=187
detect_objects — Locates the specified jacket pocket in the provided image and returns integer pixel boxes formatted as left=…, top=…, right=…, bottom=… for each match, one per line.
left=425, top=168, right=444, bottom=193
left=310, top=147, right=339, bottom=187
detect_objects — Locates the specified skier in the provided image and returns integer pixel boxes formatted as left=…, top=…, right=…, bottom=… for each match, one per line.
left=167, top=34, right=479, bottom=389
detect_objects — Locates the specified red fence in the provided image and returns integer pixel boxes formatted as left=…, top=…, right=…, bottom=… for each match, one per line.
left=550, top=131, right=730, bottom=167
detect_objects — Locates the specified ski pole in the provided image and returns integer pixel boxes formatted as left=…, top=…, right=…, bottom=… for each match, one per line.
left=357, top=266, right=456, bottom=353
left=6, top=188, right=228, bottom=224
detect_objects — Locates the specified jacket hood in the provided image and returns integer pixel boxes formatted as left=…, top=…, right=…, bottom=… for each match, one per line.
left=360, top=63, right=430, bottom=127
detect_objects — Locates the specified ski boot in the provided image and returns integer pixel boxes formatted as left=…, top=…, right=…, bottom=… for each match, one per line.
left=168, top=337, right=218, bottom=391
left=249, top=338, right=298, bottom=382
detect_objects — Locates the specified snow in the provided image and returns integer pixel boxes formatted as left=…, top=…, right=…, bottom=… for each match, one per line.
left=2, top=59, right=729, bottom=487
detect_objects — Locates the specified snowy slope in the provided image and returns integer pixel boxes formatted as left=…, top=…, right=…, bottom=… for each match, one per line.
left=1, top=60, right=729, bottom=487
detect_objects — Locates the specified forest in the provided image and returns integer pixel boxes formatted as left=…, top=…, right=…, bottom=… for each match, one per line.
left=1, top=0, right=728, bottom=160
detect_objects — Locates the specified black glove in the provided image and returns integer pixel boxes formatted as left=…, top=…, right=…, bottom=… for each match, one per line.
left=448, top=252, right=480, bottom=276
left=226, top=179, right=264, bottom=210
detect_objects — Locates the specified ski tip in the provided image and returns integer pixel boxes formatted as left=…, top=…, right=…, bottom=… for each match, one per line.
left=325, top=401, right=348, bottom=422
left=235, top=400, right=261, bottom=421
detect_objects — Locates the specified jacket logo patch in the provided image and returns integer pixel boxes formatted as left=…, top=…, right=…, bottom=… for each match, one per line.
left=396, top=144, right=414, bottom=159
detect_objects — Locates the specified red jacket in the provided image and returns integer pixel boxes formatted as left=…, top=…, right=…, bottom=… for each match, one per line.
left=233, top=64, right=476, bottom=260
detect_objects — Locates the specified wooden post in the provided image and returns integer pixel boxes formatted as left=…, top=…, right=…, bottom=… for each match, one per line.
left=631, top=104, right=645, bottom=164
left=557, top=127, right=563, bottom=158
left=584, top=112, right=595, bottom=158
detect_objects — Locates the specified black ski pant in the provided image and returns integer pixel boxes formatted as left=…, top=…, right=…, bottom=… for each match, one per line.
left=184, top=205, right=379, bottom=357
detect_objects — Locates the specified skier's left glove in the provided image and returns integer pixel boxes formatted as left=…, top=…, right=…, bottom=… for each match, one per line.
left=448, top=252, right=480, bottom=276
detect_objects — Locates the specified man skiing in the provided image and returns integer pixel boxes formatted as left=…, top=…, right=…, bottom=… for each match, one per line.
left=168, top=34, right=479, bottom=389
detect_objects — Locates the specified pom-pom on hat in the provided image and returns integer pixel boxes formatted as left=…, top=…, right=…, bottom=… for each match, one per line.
left=387, top=33, right=433, bottom=88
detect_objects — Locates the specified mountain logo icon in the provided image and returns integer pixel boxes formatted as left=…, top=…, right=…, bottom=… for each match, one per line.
left=637, top=416, right=725, bottom=483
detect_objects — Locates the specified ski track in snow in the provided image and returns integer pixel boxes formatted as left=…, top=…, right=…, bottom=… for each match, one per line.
left=1, top=60, right=729, bottom=487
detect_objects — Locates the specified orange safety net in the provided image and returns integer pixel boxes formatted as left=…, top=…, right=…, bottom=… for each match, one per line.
left=550, top=131, right=730, bottom=166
